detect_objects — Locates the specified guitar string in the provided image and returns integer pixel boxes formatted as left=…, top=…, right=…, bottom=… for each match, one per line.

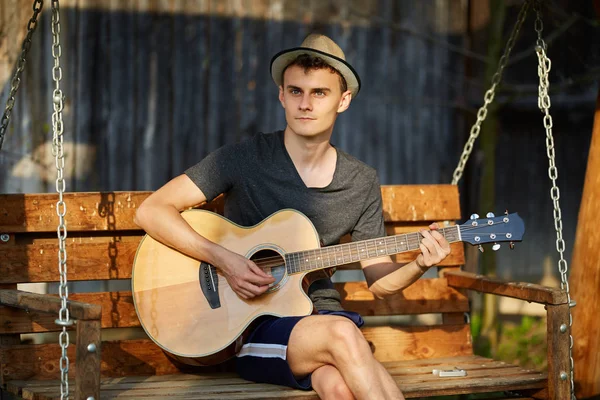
left=250, top=222, right=512, bottom=270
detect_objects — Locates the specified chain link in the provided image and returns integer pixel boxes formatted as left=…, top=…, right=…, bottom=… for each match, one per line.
left=49, top=1, right=71, bottom=399
left=0, top=0, right=44, bottom=151
left=533, top=1, right=575, bottom=398
left=451, top=0, right=530, bottom=185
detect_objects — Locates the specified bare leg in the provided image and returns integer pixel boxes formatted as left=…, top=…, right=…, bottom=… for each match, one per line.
left=312, top=365, right=354, bottom=400
left=287, top=315, right=405, bottom=400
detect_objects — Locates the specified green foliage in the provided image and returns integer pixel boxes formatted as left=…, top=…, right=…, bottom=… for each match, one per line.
left=471, top=312, right=492, bottom=358
left=496, top=315, right=547, bottom=370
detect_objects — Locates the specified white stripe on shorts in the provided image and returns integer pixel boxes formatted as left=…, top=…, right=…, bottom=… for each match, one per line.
left=237, top=343, right=288, bottom=360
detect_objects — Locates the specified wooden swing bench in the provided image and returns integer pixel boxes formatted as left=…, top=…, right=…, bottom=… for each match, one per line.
left=0, top=185, right=570, bottom=399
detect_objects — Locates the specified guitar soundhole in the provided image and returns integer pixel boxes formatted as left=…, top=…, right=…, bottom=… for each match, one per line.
left=249, top=249, right=287, bottom=292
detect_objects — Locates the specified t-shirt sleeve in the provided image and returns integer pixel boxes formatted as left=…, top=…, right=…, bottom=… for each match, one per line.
left=351, top=171, right=386, bottom=242
left=184, top=143, right=240, bottom=202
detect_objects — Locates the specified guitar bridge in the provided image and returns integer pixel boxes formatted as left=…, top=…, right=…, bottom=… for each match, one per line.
left=199, top=262, right=221, bottom=309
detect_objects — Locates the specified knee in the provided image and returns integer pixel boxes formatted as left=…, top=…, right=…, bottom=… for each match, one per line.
left=312, top=366, right=354, bottom=400
left=324, top=380, right=355, bottom=400
left=327, top=320, right=371, bottom=362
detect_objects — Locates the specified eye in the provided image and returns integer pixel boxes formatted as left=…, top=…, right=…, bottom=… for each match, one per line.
left=314, top=90, right=325, bottom=97
left=290, top=88, right=301, bottom=95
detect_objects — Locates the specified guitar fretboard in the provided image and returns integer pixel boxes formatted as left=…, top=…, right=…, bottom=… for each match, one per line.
left=284, top=225, right=460, bottom=274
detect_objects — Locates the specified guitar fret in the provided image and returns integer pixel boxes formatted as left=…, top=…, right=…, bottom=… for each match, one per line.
left=344, top=243, right=351, bottom=263
left=295, top=252, right=299, bottom=273
left=377, top=238, right=386, bottom=256
left=385, top=237, right=394, bottom=255
left=318, top=249, right=324, bottom=269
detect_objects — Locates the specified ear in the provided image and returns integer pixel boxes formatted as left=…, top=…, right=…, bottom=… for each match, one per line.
left=337, top=90, right=353, bottom=114
left=278, top=86, right=285, bottom=108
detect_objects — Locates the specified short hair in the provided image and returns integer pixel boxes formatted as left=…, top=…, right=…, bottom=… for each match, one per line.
left=281, top=54, right=348, bottom=93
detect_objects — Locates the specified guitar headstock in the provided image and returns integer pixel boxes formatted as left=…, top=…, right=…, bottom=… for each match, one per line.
left=458, top=212, right=525, bottom=251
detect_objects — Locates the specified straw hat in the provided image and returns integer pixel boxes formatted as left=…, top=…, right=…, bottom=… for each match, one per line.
left=270, top=33, right=361, bottom=97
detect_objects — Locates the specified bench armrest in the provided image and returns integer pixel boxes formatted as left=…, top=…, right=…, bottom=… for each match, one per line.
left=0, top=289, right=102, bottom=399
left=445, top=270, right=567, bottom=305
left=0, top=289, right=101, bottom=320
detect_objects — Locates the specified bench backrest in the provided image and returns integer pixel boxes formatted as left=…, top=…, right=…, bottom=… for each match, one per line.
left=0, top=185, right=469, bottom=382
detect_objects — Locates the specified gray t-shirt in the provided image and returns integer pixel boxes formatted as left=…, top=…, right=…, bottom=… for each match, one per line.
left=185, top=131, right=385, bottom=311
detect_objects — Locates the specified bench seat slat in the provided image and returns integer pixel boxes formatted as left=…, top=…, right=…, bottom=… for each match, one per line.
left=0, top=185, right=461, bottom=233
left=5, top=355, right=545, bottom=400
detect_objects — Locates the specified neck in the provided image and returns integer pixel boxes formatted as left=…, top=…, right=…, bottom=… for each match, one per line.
left=284, top=225, right=460, bottom=274
left=283, top=127, right=334, bottom=168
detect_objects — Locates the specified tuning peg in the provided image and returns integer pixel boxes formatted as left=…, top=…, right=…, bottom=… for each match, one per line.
left=509, top=242, right=515, bottom=250
left=486, top=212, right=495, bottom=218
left=470, top=214, right=480, bottom=220
left=492, top=243, right=501, bottom=251
left=478, top=245, right=484, bottom=253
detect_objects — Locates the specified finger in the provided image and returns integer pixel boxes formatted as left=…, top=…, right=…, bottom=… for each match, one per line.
left=423, top=230, right=445, bottom=256
left=430, top=230, right=451, bottom=252
left=429, top=230, right=449, bottom=252
left=249, top=262, right=276, bottom=282
left=234, top=287, right=250, bottom=300
left=429, top=222, right=440, bottom=230
left=243, top=281, right=269, bottom=297
left=248, top=262, right=266, bottom=276
left=230, top=278, right=255, bottom=299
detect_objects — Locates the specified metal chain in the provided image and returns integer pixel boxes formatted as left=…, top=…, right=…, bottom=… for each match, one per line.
left=451, top=0, right=530, bottom=185
left=0, top=0, right=44, bottom=151
left=50, top=1, right=72, bottom=399
left=533, top=2, right=575, bottom=398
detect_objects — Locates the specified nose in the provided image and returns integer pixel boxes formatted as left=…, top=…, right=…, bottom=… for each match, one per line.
left=298, top=93, right=312, bottom=111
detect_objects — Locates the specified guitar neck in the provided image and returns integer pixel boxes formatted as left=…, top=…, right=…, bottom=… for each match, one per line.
left=284, top=225, right=460, bottom=274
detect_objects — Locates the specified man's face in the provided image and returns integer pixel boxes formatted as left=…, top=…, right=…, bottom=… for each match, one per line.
left=279, top=65, right=352, bottom=139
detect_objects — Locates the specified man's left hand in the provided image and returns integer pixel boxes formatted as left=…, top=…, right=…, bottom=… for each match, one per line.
left=415, top=223, right=451, bottom=269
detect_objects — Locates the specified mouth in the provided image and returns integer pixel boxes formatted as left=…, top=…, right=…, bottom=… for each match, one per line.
left=296, top=117, right=316, bottom=121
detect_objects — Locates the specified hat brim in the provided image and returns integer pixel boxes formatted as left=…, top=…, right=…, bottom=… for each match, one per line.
left=270, top=47, right=361, bottom=97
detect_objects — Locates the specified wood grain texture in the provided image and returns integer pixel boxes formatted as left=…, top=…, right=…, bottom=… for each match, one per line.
left=570, top=89, right=600, bottom=398
left=0, top=186, right=460, bottom=233
left=380, top=185, right=461, bottom=222
left=0, top=289, right=101, bottom=320
left=445, top=270, right=567, bottom=305
left=546, top=304, right=571, bottom=400
left=5, top=356, right=546, bottom=400
left=75, top=320, right=101, bottom=400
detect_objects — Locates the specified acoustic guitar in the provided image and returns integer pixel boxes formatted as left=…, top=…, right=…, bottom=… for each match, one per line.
left=132, top=209, right=524, bottom=366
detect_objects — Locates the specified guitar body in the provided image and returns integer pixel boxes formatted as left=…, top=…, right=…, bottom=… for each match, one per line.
left=132, top=209, right=320, bottom=366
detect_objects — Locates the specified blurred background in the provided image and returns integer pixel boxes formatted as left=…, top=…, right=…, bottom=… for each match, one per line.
left=1, top=0, right=598, bottom=387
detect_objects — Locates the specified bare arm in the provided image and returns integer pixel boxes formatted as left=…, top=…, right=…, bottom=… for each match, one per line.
left=134, top=174, right=217, bottom=263
left=134, top=174, right=274, bottom=299
left=361, top=224, right=451, bottom=299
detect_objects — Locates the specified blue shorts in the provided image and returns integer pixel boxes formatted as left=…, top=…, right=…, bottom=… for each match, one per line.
left=235, top=310, right=364, bottom=390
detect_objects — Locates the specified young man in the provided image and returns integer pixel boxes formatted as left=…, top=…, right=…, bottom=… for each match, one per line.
left=135, top=34, right=451, bottom=400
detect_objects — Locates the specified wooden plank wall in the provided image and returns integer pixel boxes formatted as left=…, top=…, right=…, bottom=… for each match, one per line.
left=1, top=1, right=465, bottom=190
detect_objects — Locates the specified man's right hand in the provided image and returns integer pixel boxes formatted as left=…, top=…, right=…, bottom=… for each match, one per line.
left=213, top=247, right=276, bottom=300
